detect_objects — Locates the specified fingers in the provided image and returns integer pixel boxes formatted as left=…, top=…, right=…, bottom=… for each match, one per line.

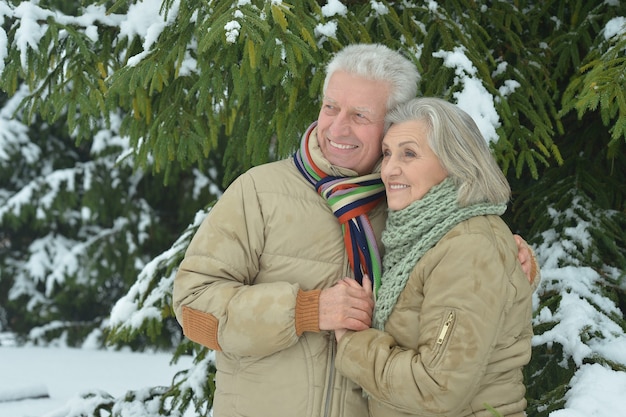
left=318, top=280, right=375, bottom=331
left=514, top=234, right=532, bottom=277
left=514, top=235, right=529, bottom=263
left=339, top=276, right=374, bottom=310
left=335, top=277, right=374, bottom=308
left=338, top=276, right=373, bottom=300
left=515, top=235, right=538, bottom=284
left=335, top=328, right=348, bottom=342
left=361, top=274, right=373, bottom=299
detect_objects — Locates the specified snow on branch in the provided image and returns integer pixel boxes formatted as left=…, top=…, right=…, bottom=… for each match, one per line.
left=433, top=47, right=500, bottom=144
left=108, top=208, right=209, bottom=333
left=1, top=0, right=178, bottom=76
left=532, top=195, right=626, bottom=368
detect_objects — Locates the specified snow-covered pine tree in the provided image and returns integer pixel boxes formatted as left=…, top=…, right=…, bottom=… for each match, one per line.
left=507, top=3, right=626, bottom=415
left=0, top=0, right=215, bottom=348
left=0, top=85, right=213, bottom=348
left=1, top=0, right=625, bottom=416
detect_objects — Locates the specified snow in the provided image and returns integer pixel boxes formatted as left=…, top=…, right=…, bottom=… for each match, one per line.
left=432, top=46, right=501, bottom=144
left=122, top=0, right=180, bottom=66
left=0, top=87, right=39, bottom=164
left=0, top=383, right=48, bottom=403
left=370, top=2, right=389, bottom=16
left=224, top=19, right=242, bottom=44
left=550, top=364, right=626, bottom=417
left=315, top=21, right=338, bottom=39
left=604, top=16, right=626, bottom=40
left=108, top=208, right=208, bottom=330
left=13, top=3, right=51, bottom=69
left=321, top=0, right=348, bottom=17
left=0, top=344, right=194, bottom=417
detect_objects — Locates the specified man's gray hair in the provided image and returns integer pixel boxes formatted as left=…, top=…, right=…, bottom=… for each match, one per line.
left=323, top=44, right=420, bottom=111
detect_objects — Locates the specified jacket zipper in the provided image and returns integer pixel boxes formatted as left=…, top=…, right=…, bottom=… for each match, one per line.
left=436, top=311, right=455, bottom=345
left=323, top=337, right=335, bottom=417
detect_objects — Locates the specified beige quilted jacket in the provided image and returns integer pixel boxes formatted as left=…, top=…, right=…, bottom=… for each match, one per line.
left=173, top=128, right=387, bottom=417
left=336, top=215, right=534, bottom=417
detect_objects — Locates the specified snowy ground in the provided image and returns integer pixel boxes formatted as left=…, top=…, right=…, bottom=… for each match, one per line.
left=0, top=340, right=193, bottom=417
left=2, top=334, right=626, bottom=417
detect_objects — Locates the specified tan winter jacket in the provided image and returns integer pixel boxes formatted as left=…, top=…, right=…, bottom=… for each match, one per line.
left=335, top=215, right=534, bottom=417
left=172, top=129, right=387, bottom=417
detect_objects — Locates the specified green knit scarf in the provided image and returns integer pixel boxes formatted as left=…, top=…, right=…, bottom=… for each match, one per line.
left=372, top=178, right=507, bottom=330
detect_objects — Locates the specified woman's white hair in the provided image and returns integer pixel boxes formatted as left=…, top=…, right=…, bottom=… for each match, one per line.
left=385, top=97, right=511, bottom=206
left=323, top=44, right=420, bottom=111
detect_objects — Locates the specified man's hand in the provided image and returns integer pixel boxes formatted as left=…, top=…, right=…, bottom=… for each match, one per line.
left=335, top=328, right=348, bottom=342
left=319, top=275, right=374, bottom=332
left=514, top=234, right=537, bottom=284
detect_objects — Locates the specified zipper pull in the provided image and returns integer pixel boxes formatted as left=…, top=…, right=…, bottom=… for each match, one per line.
left=436, top=312, right=455, bottom=345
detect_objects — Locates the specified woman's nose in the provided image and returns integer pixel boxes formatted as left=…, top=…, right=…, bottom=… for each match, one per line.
left=382, top=157, right=401, bottom=176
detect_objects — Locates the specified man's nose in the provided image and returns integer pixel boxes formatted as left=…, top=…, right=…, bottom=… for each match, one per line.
left=329, top=112, right=351, bottom=137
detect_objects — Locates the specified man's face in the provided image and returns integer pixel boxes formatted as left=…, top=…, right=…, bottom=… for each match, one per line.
left=316, top=71, right=390, bottom=175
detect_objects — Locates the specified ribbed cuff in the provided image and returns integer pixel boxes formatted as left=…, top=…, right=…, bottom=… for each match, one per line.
left=295, top=289, right=321, bottom=336
left=182, top=306, right=222, bottom=351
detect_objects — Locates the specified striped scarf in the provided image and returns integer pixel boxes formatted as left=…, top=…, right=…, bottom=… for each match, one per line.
left=293, top=122, right=386, bottom=291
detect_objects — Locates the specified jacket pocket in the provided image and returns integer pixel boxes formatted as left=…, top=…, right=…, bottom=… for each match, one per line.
left=429, top=309, right=456, bottom=368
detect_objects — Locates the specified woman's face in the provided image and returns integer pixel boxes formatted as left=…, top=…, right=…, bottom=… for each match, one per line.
left=381, top=119, right=448, bottom=210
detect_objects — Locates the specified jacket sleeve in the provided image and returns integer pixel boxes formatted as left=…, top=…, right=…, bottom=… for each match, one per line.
left=173, top=172, right=321, bottom=357
left=336, top=233, right=515, bottom=416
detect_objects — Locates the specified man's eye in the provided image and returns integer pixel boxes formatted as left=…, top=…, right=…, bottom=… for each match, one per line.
left=353, top=114, right=371, bottom=124
left=323, top=105, right=338, bottom=114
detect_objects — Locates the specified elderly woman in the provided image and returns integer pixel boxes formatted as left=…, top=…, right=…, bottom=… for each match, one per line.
left=335, top=97, right=535, bottom=417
